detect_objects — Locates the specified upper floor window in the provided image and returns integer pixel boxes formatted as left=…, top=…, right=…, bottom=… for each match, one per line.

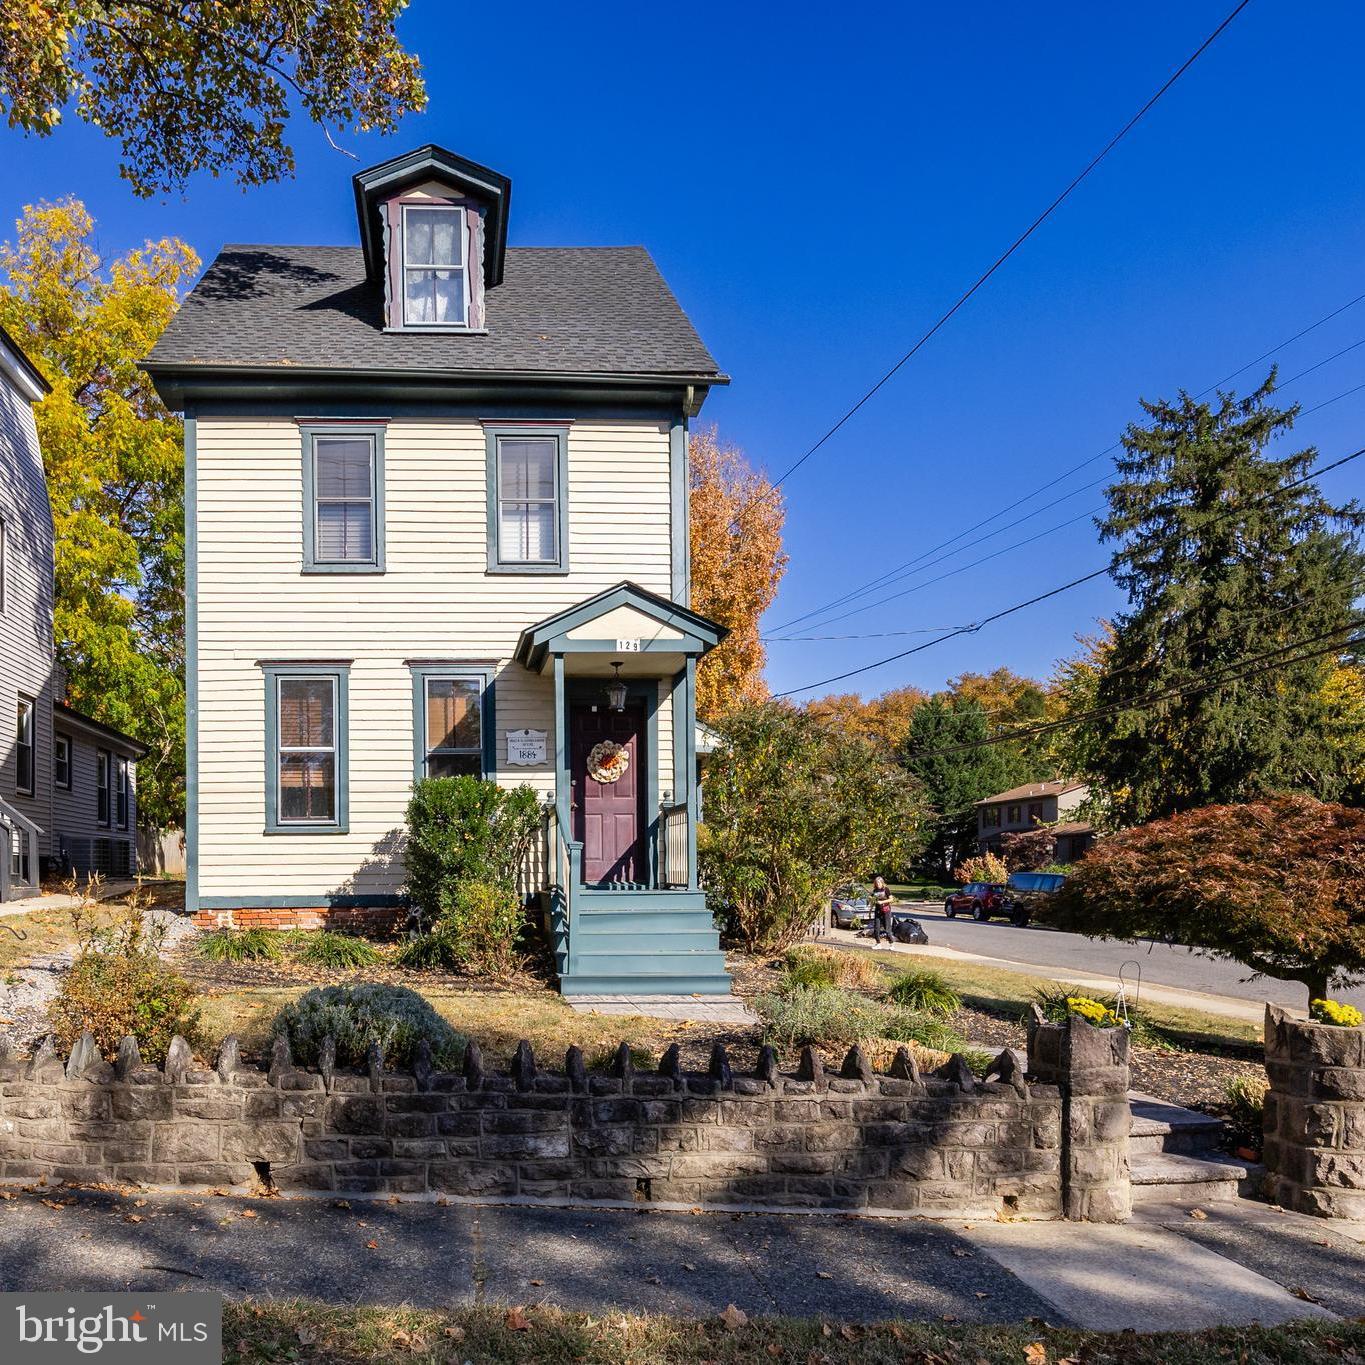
left=96, top=749, right=111, bottom=826
left=1027, top=801, right=1044, bottom=823
left=54, top=734, right=71, bottom=790
left=981, top=805, right=1001, bottom=829
left=402, top=204, right=467, bottom=328
left=15, top=697, right=34, bottom=796
left=1006, top=803, right=1022, bottom=824
left=301, top=426, right=386, bottom=574
left=115, top=755, right=130, bottom=829
left=485, top=426, right=569, bottom=574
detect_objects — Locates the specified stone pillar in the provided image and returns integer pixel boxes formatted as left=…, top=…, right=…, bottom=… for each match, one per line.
left=1263, top=1004, right=1365, bottom=1220
left=1027, top=1008, right=1132, bottom=1222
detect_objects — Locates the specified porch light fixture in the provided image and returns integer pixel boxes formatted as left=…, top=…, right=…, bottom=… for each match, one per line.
left=605, top=662, right=627, bottom=712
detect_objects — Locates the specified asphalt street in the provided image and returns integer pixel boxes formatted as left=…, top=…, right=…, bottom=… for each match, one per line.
left=891, top=901, right=1365, bottom=1011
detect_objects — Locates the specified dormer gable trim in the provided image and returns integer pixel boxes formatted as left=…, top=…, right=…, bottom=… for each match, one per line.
left=353, top=145, right=511, bottom=291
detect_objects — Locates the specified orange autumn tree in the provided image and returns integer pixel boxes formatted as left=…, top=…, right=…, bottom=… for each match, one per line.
left=805, top=686, right=927, bottom=753
left=689, top=427, right=787, bottom=721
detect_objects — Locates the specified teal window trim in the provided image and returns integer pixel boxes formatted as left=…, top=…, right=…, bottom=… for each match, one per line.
left=409, top=664, right=496, bottom=783
left=300, top=423, right=387, bottom=574
left=263, top=662, right=350, bottom=835
left=484, top=424, right=570, bottom=574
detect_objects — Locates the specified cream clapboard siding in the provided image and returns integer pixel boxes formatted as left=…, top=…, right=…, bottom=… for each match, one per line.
left=196, top=417, right=677, bottom=900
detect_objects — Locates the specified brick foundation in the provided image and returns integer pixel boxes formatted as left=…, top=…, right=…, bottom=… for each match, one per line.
left=190, top=905, right=405, bottom=934
left=1263, top=1003, right=1365, bottom=1220
left=0, top=1019, right=1131, bottom=1219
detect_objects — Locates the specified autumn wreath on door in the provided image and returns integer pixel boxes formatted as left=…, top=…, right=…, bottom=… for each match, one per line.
left=587, top=740, right=630, bottom=784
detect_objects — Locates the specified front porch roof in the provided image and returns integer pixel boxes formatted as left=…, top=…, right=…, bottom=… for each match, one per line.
left=514, top=581, right=728, bottom=675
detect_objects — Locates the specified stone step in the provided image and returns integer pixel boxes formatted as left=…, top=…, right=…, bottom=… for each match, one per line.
left=1129, top=1151, right=1262, bottom=1205
left=1128, top=1093, right=1229, bottom=1156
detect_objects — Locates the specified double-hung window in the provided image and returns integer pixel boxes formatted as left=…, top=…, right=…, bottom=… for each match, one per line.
left=302, top=426, right=385, bottom=573
left=54, top=734, right=71, bottom=790
left=115, top=756, right=129, bottom=829
left=15, top=697, right=33, bottom=796
left=402, top=204, right=467, bottom=328
left=485, top=426, right=568, bottom=573
left=96, top=750, right=111, bottom=826
left=264, top=665, right=349, bottom=833
left=412, top=670, right=491, bottom=780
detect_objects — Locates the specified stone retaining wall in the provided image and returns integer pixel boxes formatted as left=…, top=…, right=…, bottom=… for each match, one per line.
left=1263, top=1004, right=1365, bottom=1220
left=0, top=1017, right=1131, bottom=1220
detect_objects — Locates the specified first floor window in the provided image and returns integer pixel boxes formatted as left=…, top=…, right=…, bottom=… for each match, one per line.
left=422, top=675, right=484, bottom=777
left=54, top=734, right=71, bottom=789
left=15, top=697, right=33, bottom=796
left=96, top=750, right=111, bottom=825
left=276, top=675, right=339, bottom=824
left=115, top=756, right=129, bottom=829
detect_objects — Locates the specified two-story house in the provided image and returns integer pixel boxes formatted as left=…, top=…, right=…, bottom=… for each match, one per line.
left=975, top=780, right=1093, bottom=863
left=143, top=145, right=732, bottom=996
left=0, top=325, right=144, bottom=900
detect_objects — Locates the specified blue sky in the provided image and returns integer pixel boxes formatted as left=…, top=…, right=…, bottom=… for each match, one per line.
left=4, top=1, right=1364, bottom=701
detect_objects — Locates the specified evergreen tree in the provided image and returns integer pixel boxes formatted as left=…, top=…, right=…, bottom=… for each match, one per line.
left=1083, top=376, right=1365, bottom=825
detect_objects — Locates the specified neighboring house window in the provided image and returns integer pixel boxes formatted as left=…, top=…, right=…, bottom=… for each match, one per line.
left=410, top=667, right=495, bottom=781
left=1027, top=801, right=1044, bottom=823
left=263, top=664, right=350, bottom=834
left=96, top=750, right=111, bottom=826
left=54, top=734, right=71, bottom=790
left=981, top=806, right=1001, bottom=829
left=402, top=204, right=467, bottom=327
left=485, top=426, right=569, bottom=573
left=301, top=426, right=386, bottom=573
left=15, top=697, right=34, bottom=796
left=115, top=756, right=129, bottom=829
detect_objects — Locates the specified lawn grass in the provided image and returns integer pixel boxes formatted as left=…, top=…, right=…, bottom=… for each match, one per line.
left=196, top=983, right=708, bottom=1068
left=0, top=903, right=119, bottom=979
left=889, top=879, right=956, bottom=901
left=221, top=1300, right=1360, bottom=1364
left=826, top=940, right=1261, bottom=1049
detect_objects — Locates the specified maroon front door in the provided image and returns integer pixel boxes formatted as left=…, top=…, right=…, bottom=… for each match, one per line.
left=570, top=702, right=646, bottom=885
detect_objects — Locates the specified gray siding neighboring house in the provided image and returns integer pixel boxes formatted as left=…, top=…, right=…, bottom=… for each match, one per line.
left=976, top=780, right=1094, bottom=863
left=0, top=325, right=144, bottom=900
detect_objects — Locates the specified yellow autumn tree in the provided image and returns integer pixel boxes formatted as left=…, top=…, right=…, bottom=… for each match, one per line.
left=805, top=685, right=927, bottom=752
left=689, top=426, right=787, bottom=721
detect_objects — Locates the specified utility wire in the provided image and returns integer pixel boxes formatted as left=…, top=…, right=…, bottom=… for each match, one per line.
left=774, top=442, right=1365, bottom=697
left=903, top=625, right=1364, bottom=760
left=773, top=369, right=1365, bottom=640
left=737, top=0, right=1254, bottom=518
left=772, top=303, right=1365, bottom=636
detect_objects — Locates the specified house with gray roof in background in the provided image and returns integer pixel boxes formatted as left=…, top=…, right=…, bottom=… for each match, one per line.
left=143, top=145, right=735, bottom=999
left=0, top=325, right=145, bottom=900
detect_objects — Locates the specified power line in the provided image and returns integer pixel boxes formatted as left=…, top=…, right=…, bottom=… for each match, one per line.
left=774, top=442, right=1365, bottom=698
left=771, top=303, right=1365, bottom=636
left=740, top=0, right=1254, bottom=514
left=903, top=625, right=1364, bottom=760
left=772, top=369, right=1365, bottom=640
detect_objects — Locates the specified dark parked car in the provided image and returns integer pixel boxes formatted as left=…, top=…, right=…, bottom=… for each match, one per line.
left=998, top=870, right=1066, bottom=927
left=830, top=885, right=871, bottom=929
left=943, top=882, right=1004, bottom=921
left=891, top=912, right=929, bottom=945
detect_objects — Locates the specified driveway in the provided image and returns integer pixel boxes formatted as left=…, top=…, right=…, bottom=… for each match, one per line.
left=846, top=903, right=1365, bottom=1014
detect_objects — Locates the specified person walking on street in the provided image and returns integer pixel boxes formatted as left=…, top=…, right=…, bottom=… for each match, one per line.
left=869, top=876, right=894, bottom=947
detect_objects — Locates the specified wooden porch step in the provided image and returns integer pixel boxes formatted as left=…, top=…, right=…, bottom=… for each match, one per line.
left=559, top=972, right=736, bottom=997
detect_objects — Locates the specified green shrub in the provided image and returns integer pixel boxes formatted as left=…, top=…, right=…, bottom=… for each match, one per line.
left=271, top=984, right=465, bottom=1070
left=52, top=905, right=201, bottom=1064
left=757, top=986, right=965, bottom=1055
left=782, top=944, right=883, bottom=992
left=1224, top=1074, right=1269, bottom=1133
left=198, top=928, right=283, bottom=963
left=884, top=969, right=961, bottom=1018
left=878, top=1010, right=966, bottom=1053
left=393, top=932, right=460, bottom=970
left=293, top=931, right=384, bottom=970
left=441, top=879, right=525, bottom=977
left=404, top=776, right=542, bottom=916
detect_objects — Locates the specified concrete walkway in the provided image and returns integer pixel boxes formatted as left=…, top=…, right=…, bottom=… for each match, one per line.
left=0, top=881, right=139, bottom=920
left=0, top=1187, right=1359, bottom=1329
left=564, top=994, right=759, bottom=1024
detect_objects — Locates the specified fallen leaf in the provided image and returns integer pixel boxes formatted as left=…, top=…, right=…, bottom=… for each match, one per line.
left=1188, top=1208, right=1208, bottom=1221
left=952, top=1248, right=974, bottom=1258
left=442, top=1325, right=464, bottom=1340
left=123, top=1214, right=142, bottom=1223
left=240, top=1209, right=258, bottom=1219
left=1291, top=1287, right=1320, bottom=1303
left=505, top=1306, right=531, bottom=1331
left=1025, top=1343, right=1048, bottom=1365
left=530, top=1279, right=544, bottom=1287
left=976, top=1292, right=991, bottom=1299
left=133, top=1199, right=146, bottom=1208
left=821, top=1323, right=832, bottom=1337
left=682, top=1262, right=697, bottom=1272
left=839, top=1325, right=859, bottom=1341
left=333, top=1199, right=351, bottom=1210
left=815, top=1270, right=833, bottom=1280
left=41, top=1200, right=63, bottom=1211
left=766, top=1346, right=784, bottom=1359
left=720, top=1304, right=748, bottom=1330
left=365, top=1240, right=378, bottom=1250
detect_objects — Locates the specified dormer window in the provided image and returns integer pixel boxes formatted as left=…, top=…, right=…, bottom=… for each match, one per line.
left=402, top=204, right=467, bottom=328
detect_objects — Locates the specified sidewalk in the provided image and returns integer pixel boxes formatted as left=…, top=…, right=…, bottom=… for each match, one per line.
left=0, top=880, right=138, bottom=920
left=0, top=1187, right=1358, bottom=1329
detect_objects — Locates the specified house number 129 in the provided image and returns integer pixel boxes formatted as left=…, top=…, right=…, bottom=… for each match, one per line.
left=615, top=638, right=641, bottom=652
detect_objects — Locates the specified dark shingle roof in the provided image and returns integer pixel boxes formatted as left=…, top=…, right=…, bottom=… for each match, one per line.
left=146, top=244, right=723, bottom=381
